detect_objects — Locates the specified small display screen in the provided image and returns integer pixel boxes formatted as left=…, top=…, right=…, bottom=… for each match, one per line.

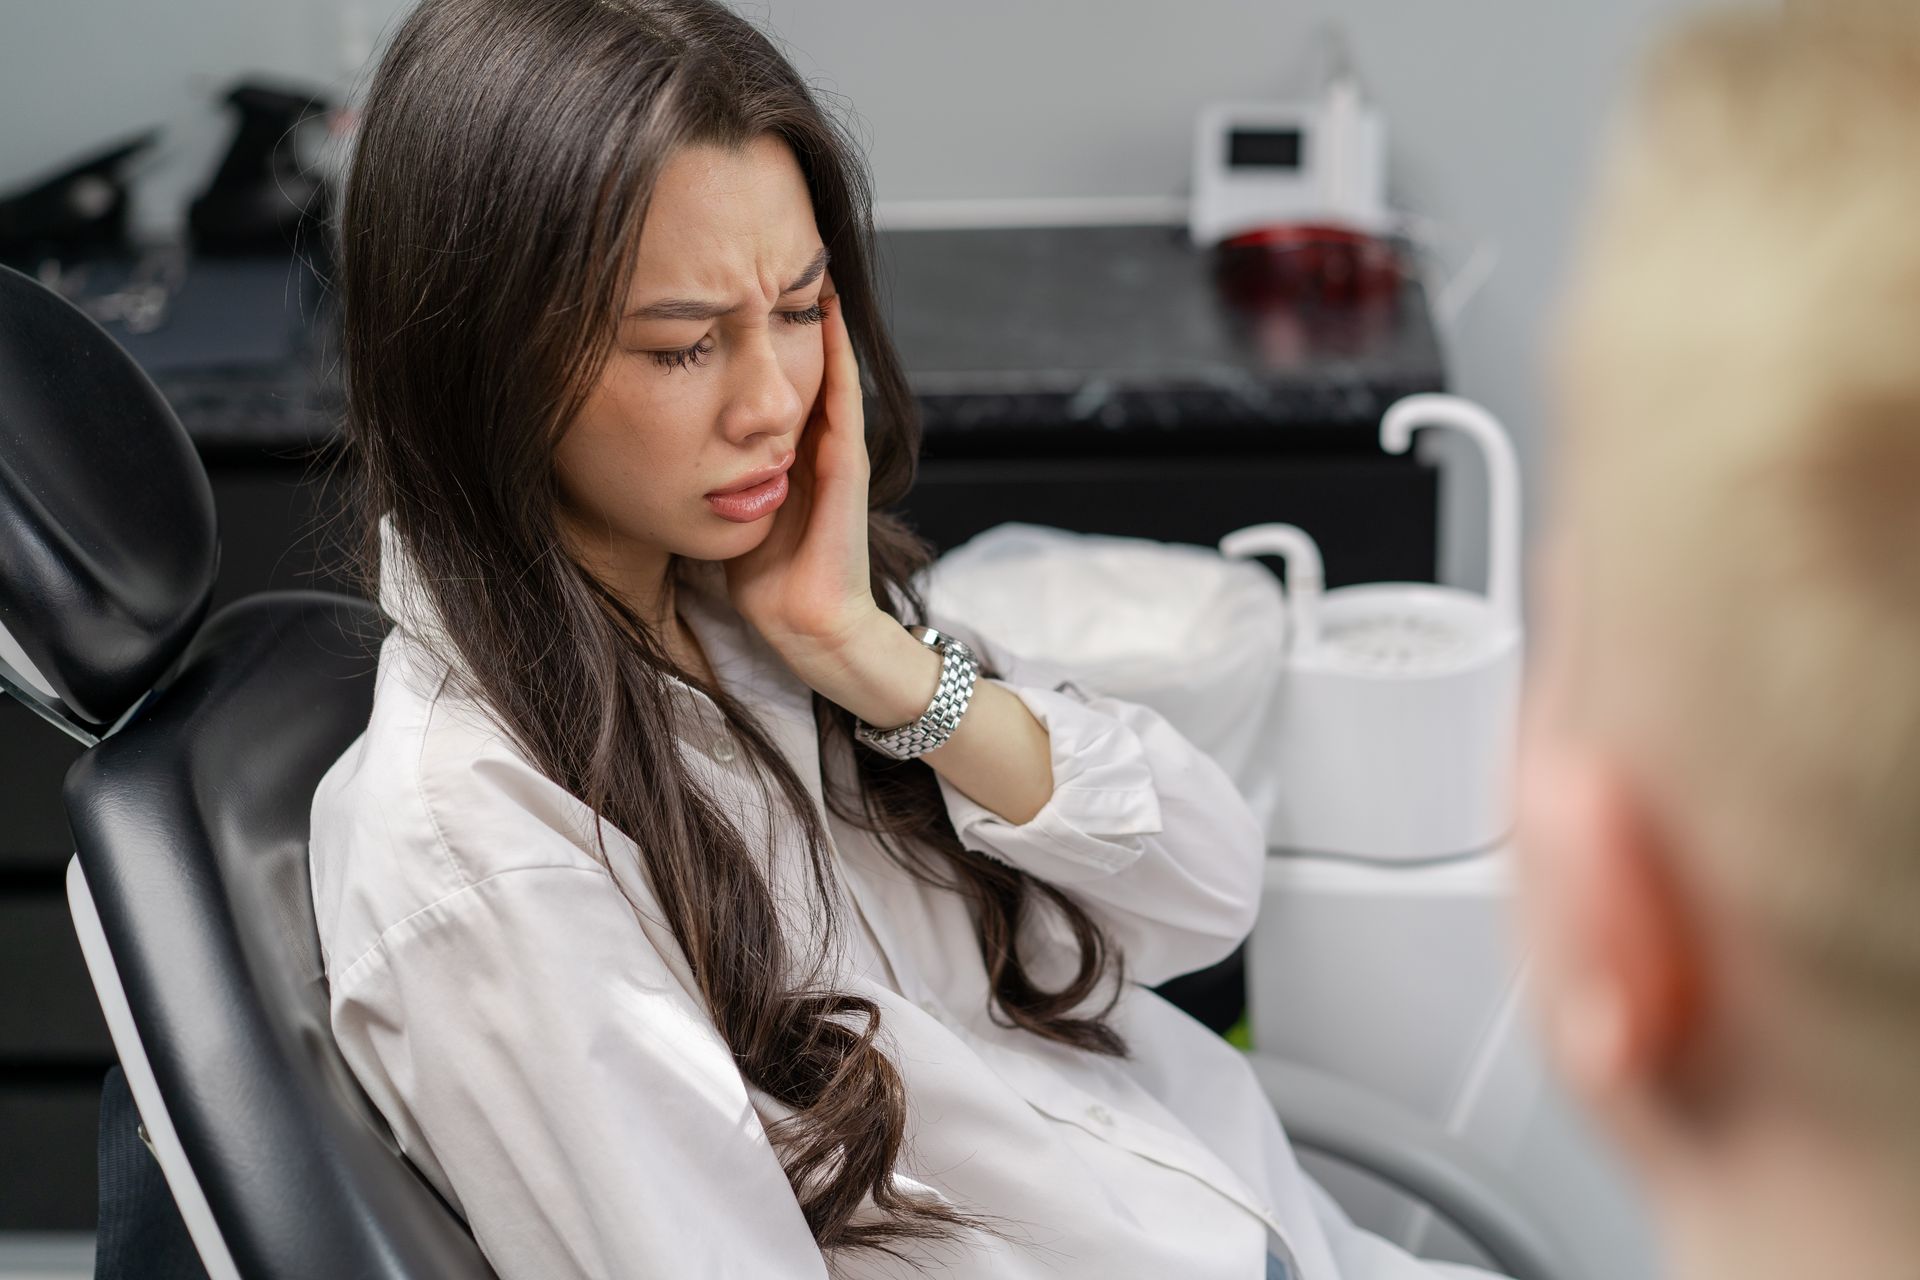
left=1228, top=127, right=1304, bottom=170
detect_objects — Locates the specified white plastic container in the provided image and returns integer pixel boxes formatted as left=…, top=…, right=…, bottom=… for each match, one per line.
left=916, top=522, right=1289, bottom=810
left=1220, top=393, right=1524, bottom=862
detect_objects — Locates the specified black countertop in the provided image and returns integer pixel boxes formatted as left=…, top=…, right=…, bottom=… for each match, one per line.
left=881, top=224, right=1444, bottom=439
left=20, top=223, right=1446, bottom=454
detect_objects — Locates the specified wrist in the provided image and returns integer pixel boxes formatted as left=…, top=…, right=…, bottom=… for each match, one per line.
left=854, top=624, right=983, bottom=762
left=788, top=610, right=943, bottom=728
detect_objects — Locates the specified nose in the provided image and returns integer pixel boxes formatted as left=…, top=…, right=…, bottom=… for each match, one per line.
left=719, top=323, right=806, bottom=443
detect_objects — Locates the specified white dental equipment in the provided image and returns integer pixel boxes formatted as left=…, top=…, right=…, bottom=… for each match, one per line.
left=1189, top=47, right=1390, bottom=248
left=1219, top=393, right=1524, bottom=863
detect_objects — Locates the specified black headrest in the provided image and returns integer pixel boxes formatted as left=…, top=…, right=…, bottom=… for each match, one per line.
left=0, top=263, right=217, bottom=732
left=67, top=590, right=496, bottom=1279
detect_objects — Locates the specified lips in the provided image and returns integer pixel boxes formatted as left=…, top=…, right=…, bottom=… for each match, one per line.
left=706, top=451, right=795, bottom=496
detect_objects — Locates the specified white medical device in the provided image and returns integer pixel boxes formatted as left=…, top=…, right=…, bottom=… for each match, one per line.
left=1189, top=75, right=1391, bottom=249
left=1219, top=394, right=1524, bottom=863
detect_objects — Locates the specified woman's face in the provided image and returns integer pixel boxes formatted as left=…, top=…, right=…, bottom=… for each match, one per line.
left=554, top=134, right=830, bottom=602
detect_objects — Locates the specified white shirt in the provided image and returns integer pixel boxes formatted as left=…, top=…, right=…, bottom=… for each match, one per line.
left=307, top=514, right=1500, bottom=1280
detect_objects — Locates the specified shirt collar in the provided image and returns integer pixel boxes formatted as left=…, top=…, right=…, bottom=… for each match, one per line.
left=374, top=509, right=816, bottom=729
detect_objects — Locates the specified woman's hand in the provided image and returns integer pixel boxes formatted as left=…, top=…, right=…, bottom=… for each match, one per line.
left=722, top=270, right=883, bottom=675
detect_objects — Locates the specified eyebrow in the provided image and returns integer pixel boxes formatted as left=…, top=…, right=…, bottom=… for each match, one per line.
left=624, top=245, right=831, bottom=321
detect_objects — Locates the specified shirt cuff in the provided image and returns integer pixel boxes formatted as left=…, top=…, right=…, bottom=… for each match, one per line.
left=933, top=677, right=1165, bottom=881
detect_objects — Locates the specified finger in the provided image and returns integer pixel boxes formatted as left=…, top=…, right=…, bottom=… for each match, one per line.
left=818, top=270, right=861, bottom=424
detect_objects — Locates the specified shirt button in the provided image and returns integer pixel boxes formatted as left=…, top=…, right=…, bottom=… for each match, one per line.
left=1085, top=1103, right=1114, bottom=1127
left=709, top=736, right=737, bottom=763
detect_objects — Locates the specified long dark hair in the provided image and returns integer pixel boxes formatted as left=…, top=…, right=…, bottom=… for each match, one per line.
left=330, top=0, right=1133, bottom=1265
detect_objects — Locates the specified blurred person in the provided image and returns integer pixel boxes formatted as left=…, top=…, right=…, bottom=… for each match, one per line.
left=1515, top=7, right=1920, bottom=1280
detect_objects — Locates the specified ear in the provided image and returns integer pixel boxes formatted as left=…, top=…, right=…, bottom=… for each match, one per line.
left=1516, top=731, right=1706, bottom=1116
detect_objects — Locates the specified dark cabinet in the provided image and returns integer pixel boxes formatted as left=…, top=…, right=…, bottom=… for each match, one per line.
left=903, top=450, right=1435, bottom=585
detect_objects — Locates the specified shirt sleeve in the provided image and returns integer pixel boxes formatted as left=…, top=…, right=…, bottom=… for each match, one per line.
left=920, top=608, right=1268, bottom=989
left=325, top=859, right=832, bottom=1280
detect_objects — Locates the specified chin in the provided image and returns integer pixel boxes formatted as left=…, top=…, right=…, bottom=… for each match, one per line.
left=687, top=516, right=772, bottom=556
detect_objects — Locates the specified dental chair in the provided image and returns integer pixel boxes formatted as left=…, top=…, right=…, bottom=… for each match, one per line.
left=0, top=261, right=1583, bottom=1280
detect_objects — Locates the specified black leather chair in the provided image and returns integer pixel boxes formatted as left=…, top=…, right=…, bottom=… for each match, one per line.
left=0, top=262, right=496, bottom=1279
left=0, top=261, right=1583, bottom=1280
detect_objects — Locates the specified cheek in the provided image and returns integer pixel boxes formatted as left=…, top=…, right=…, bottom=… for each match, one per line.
left=1514, top=740, right=1565, bottom=922
left=590, top=352, right=710, bottom=434
left=553, top=363, right=706, bottom=522
left=1515, top=717, right=1620, bottom=1003
left=1514, top=615, right=1582, bottom=889
left=1514, top=686, right=1589, bottom=953
left=785, top=327, right=827, bottom=407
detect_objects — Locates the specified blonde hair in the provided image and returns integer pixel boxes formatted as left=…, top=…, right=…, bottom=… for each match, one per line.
left=1549, top=4, right=1920, bottom=1154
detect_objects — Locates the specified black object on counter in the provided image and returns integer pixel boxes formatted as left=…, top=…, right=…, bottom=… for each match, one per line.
left=189, top=81, right=334, bottom=263
left=0, top=130, right=158, bottom=264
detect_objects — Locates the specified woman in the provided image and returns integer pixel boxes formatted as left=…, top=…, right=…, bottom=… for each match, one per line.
left=308, top=1, right=1500, bottom=1276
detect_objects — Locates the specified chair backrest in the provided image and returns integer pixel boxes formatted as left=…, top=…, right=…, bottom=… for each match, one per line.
left=0, top=262, right=496, bottom=1278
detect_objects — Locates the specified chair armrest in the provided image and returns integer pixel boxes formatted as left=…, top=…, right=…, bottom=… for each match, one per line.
left=1244, top=1051, right=1590, bottom=1280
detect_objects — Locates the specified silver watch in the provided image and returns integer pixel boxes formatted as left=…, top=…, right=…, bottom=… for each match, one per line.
left=854, top=624, right=980, bottom=760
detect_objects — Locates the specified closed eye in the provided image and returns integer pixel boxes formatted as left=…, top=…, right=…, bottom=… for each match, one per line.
left=650, top=302, right=826, bottom=373
left=782, top=300, right=826, bottom=329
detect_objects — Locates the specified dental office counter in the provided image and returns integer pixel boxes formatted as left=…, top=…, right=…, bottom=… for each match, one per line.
left=0, top=222, right=1447, bottom=1235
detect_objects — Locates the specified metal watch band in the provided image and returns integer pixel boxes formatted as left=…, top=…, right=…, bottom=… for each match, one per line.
left=854, top=625, right=979, bottom=760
